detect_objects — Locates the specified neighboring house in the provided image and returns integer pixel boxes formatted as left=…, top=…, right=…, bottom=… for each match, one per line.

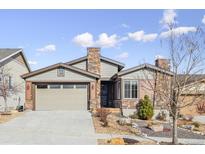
left=178, top=75, right=205, bottom=115
left=22, top=47, right=174, bottom=111
left=0, top=48, right=31, bottom=110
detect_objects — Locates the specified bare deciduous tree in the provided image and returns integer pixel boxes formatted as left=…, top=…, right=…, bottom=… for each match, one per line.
left=0, top=66, right=21, bottom=113
left=141, top=24, right=205, bottom=144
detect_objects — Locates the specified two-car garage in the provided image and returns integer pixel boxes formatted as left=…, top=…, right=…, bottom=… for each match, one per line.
left=35, top=83, right=88, bottom=111
left=22, top=63, right=99, bottom=111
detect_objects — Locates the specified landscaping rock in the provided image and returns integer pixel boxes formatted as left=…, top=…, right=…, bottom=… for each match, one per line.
left=118, top=117, right=132, bottom=125
left=156, top=110, right=170, bottom=121
left=129, top=127, right=141, bottom=135
left=181, top=124, right=195, bottom=131
left=183, top=115, right=193, bottom=121
left=125, top=118, right=132, bottom=125
left=150, top=124, right=164, bottom=132
left=132, top=122, right=139, bottom=128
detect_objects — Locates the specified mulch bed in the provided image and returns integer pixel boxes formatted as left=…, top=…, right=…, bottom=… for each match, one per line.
left=92, top=113, right=136, bottom=135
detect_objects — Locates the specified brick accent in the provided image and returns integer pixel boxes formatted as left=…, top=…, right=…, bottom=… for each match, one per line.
left=25, top=81, right=32, bottom=100
left=155, top=58, right=170, bottom=70
left=154, top=72, right=171, bottom=109
left=25, top=81, right=34, bottom=110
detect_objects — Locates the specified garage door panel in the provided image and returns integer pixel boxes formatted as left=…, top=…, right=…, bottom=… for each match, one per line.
left=36, top=84, right=88, bottom=110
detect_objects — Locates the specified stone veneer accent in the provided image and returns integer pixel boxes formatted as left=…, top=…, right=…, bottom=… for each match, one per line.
left=87, top=47, right=101, bottom=109
left=87, top=47, right=101, bottom=75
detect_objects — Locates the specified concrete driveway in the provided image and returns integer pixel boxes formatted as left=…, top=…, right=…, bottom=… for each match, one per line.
left=0, top=111, right=97, bottom=145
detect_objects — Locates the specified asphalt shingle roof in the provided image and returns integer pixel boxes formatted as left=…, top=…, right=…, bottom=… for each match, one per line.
left=0, top=48, right=21, bottom=61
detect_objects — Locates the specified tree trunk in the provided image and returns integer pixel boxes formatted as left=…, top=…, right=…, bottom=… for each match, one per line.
left=4, top=97, right=8, bottom=113
left=172, top=115, right=178, bottom=144
left=119, top=101, right=123, bottom=117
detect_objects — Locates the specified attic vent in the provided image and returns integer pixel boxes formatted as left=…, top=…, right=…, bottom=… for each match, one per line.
left=57, top=67, right=65, bottom=77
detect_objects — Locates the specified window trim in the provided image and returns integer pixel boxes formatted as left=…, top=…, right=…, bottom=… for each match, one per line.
left=123, top=80, right=138, bottom=99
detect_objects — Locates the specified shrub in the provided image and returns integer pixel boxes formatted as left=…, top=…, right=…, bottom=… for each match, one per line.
left=96, top=108, right=111, bottom=127
left=137, top=95, right=154, bottom=120
left=192, top=122, right=200, bottom=128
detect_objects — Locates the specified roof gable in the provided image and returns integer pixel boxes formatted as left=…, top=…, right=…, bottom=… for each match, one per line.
left=65, top=55, right=125, bottom=70
left=0, top=48, right=31, bottom=72
left=22, top=63, right=100, bottom=79
left=117, top=63, right=173, bottom=77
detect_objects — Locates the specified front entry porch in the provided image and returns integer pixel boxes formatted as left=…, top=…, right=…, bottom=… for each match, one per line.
left=100, top=81, right=114, bottom=108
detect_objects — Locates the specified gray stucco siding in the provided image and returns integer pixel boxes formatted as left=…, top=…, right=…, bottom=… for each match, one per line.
left=101, top=61, right=118, bottom=78
left=71, top=60, right=87, bottom=70
left=0, top=54, right=29, bottom=109
left=25, top=68, right=96, bottom=82
left=120, top=69, right=154, bottom=80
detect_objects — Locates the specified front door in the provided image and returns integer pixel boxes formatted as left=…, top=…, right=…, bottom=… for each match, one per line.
left=101, top=84, right=108, bottom=107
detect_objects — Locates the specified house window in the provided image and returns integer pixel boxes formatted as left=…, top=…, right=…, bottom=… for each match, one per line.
left=49, top=84, right=61, bottom=89
left=63, top=84, right=74, bottom=89
left=37, top=84, right=48, bottom=89
left=76, top=84, right=87, bottom=89
left=124, top=80, right=137, bottom=98
left=57, top=68, right=65, bottom=77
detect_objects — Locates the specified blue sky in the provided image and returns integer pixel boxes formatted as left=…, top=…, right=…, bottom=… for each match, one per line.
left=0, top=9, right=205, bottom=70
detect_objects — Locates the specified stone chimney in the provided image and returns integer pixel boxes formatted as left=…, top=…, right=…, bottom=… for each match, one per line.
left=155, top=58, right=170, bottom=71
left=87, top=47, right=101, bottom=75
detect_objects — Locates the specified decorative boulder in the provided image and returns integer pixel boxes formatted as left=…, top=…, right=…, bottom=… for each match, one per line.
left=118, top=117, right=132, bottom=125
left=150, top=124, right=164, bottom=132
left=183, top=115, right=193, bottom=121
left=156, top=110, right=170, bottom=121
left=109, top=138, right=125, bottom=145
left=182, top=124, right=194, bottom=130
left=132, top=122, right=139, bottom=128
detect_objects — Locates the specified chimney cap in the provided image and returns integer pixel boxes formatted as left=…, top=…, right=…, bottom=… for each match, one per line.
left=87, top=47, right=101, bottom=50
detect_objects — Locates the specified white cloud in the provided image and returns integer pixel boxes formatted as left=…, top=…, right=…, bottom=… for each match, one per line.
left=160, top=9, right=177, bottom=28
left=96, top=33, right=119, bottom=48
left=73, top=32, right=94, bottom=47
left=160, top=26, right=197, bottom=38
left=116, top=52, right=129, bottom=60
left=128, top=30, right=158, bottom=42
left=73, top=32, right=123, bottom=48
left=202, top=15, right=205, bottom=24
left=28, top=60, right=38, bottom=65
left=36, top=44, right=56, bottom=52
left=121, top=24, right=130, bottom=28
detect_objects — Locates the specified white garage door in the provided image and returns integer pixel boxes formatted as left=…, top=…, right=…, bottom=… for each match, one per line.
left=35, top=83, right=88, bottom=110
